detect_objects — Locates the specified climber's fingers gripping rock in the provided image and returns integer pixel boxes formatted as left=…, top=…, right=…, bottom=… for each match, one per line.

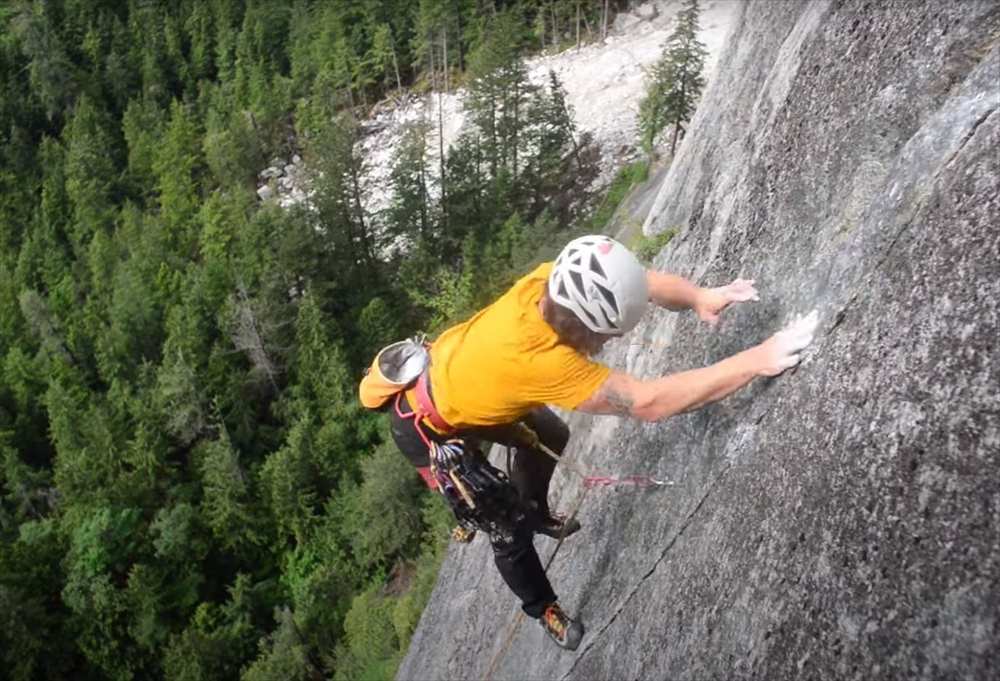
left=695, top=278, right=760, bottom=327
left=757, top=310, right=819, bottom=376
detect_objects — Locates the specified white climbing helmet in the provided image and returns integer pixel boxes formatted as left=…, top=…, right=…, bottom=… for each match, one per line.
left=548, top=235, right=648, bottom=334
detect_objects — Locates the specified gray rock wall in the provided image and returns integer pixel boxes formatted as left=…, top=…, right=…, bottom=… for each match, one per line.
left=397, top=1, right=1000, bottom=679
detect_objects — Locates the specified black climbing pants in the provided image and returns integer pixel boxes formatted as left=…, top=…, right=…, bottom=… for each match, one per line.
left=389, top=394, right=570, bottom=619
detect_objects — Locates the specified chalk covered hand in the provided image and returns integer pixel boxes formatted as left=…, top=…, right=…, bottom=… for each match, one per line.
left=756, top=310, right=820, bottom=376
left=694, top=278, right=760, bottom=326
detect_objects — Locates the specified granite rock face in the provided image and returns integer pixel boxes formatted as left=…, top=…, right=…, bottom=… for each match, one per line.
left=397, top=1, right=1000, bottom=680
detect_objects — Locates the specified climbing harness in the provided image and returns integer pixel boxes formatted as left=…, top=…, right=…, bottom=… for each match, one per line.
left=413, top=370, right=452, bottom=432
left=428, top=439, right=534, bottom=543
left=379, top=341, right=675, bottom=550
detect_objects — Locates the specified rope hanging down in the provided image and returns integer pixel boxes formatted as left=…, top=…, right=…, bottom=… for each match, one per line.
left=482, top=423, right=673, bottom=680
left=484, top=479, right=594, bottom=681
left=483, top=423, right=674, bottom=681
left=511, top=422, right=673, bottom=490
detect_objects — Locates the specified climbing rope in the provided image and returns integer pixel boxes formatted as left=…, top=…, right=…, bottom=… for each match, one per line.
left=482, top=423, right=669, bottom=681
left=511, top=422, right=673, bottom=489
left=483, top=482, right=593, bottom=681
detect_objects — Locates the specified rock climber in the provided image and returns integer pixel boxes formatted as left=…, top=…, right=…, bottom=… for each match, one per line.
left=370, top=234, right=817, bottom=650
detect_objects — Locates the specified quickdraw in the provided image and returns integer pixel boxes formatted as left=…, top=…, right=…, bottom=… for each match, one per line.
left=510, top=422, right=673, bottom=491
left=582, top=475, right=674, bottom=489
left=430, top=443, right=532, bottom=543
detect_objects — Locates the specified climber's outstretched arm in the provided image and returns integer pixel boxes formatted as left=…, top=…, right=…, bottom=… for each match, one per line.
left=646, top=271, right=759, bottom=327
left=577, top=352, right=759, bottom=421
left=577, top=311, right=818, bottom=421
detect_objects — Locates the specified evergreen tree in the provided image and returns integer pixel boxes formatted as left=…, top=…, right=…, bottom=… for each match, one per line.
left=122, top=97, right=167, bottom=200
left=184, top=1, right=217, bottom=84
left=61, top=505, right=155, bottom=679
left=638, top=0, right=707, bottom=156
left=241, top=606, right=317, bottom=681
left=198, top=429, right=264, bottom=552
left=412, top=0, right=448, bottom=78
left=535, top=69, right=577, bottom=168
left=212, top=0, right=242, bottom=85
left=522, top=68, right=580, bottom=214
left=11, top=2, right=81, bottom=120
left=0, top=510, right=78, bottom=679
left=154, top=99, right=203, bottom=251
left=388, top=119, right=436, bottom=254
left=371, top=22, right=403, bottom=91
left=331, top=584, right=400, bottom=681
left=302, top=112, right=379, bottom=296
left=161, top=574, right=259, bottom=681
left=63, top=95, right=119, bottom=252
left=464, top=9, right=533, bottom=181
left=129, top=1, right=174, bottom=106
left=439, top=130, right=487, bottom=254
left=17, top=137, right=73, bottom=294
left=202, top=107, right=265, bottom=190
left=0, top=2, right=635, bottom=678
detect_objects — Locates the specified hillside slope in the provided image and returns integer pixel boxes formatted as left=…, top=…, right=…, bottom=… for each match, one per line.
left=270, top=1, right=741, bottom=214
left=397, top=1, right=1000, bottom=680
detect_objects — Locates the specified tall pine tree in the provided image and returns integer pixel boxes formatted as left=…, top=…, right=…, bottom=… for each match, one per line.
left=638, top=0, right=707, bottom=157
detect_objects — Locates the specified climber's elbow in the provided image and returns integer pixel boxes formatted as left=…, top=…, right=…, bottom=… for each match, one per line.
left=577, top=372, right=661, bottom=422
left=632, top=389, right=683, bottom=422
left=578, top=372, right=703, bottom=422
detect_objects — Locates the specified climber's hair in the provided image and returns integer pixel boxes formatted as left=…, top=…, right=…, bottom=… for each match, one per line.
left=541, top=284, right=613, bottom=356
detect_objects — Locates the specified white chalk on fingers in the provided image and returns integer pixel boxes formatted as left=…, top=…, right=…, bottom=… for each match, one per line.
left=775, top=353, right=800, bottom=371
left=787, top=310, right=819, bottom=335
left=776, top=309, right=820, bottom=355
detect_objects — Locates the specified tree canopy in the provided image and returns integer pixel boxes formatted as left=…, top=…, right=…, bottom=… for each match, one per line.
left=0, top=1, right=649, bottom=678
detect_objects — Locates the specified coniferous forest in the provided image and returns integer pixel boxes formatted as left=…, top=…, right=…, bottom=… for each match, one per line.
left=0, top=1, right=651, bottom=679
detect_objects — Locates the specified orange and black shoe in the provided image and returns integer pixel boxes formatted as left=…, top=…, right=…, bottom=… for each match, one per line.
left=539, top=602, right=584, bottom=650
left=537, top=513, right=582, bottom=540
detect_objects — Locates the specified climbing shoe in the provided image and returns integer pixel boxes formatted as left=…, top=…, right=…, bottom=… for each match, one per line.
left=537, top=513, right=581, bottom=540
left=539, top=602, right=584, bottom=650
left=451, top=525, right=477, bottom=543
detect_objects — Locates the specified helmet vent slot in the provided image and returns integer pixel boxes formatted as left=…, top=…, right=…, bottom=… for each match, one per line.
left=578, top=304, right=600, bottom=328
left=569, top=270, right=586, bottom=295
left=594, top=282, right=618, bottom=315
left=598, top=306, right=614, bottom=328
left=589, top=253, right=606, bottom=278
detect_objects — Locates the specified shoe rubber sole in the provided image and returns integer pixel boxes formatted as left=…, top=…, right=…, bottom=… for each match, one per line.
left=537, top=517, right=582, bottom=539
left=541, top=616, right=585, bottom=651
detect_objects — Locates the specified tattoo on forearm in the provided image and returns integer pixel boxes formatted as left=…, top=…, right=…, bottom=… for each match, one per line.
left=603, top=386, right=634, bottom=415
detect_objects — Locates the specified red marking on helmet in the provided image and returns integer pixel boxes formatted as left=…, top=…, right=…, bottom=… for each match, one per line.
left=598, top=241, right=613, bottom=255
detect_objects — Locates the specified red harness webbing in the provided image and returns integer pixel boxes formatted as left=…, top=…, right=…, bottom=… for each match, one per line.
left=413, top=371, right=452, bottom=433
left=394, top=373, right=455, bottom=491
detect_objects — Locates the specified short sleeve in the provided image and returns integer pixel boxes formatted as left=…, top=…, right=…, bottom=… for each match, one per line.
left=526, top=346, right=611, bottom=410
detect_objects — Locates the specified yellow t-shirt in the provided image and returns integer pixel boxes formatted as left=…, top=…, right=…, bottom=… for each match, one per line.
left=422, top=262, right=611, bottom=428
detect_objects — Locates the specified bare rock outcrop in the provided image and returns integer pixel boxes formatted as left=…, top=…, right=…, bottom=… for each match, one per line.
left=398, top=1, right=1000, bottom=679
